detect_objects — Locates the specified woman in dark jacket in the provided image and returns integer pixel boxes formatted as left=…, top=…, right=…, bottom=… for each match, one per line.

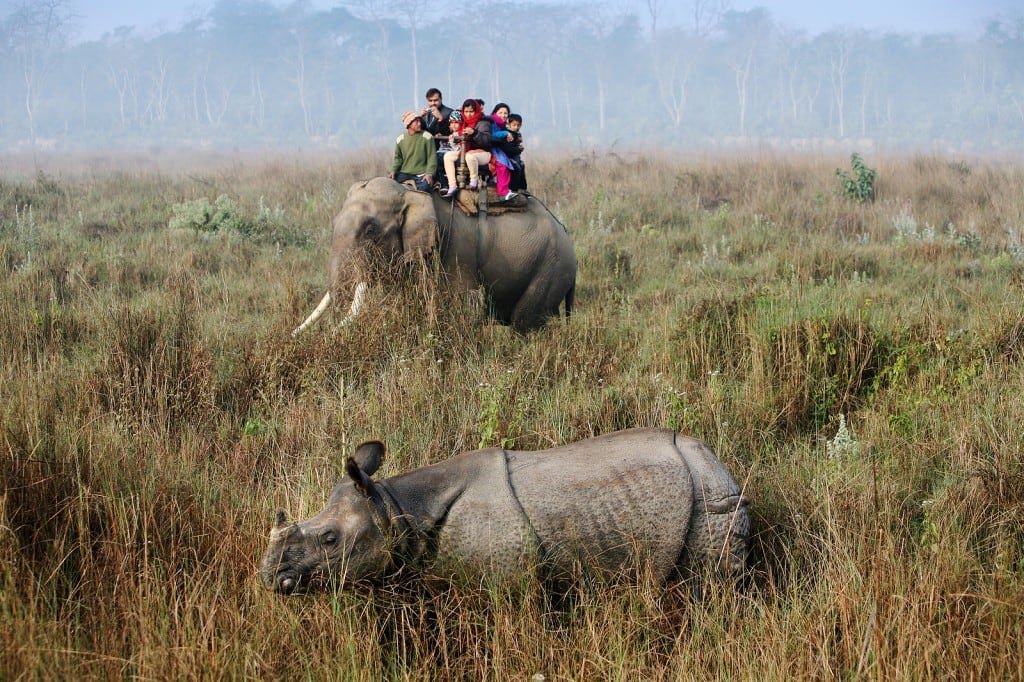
left=443, top=98, right=493, bottom=196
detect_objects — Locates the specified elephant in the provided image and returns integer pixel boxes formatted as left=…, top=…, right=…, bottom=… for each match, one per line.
left=292, top=177, right=577, bottom=335
left=260, top=428, right=750, bottom=595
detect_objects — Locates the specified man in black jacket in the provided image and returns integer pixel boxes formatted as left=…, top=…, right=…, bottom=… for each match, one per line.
left=421, top=88, right=454, bottom=188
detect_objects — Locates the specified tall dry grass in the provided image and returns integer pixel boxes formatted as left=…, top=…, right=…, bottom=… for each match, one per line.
left=1, top=150, right=1022, bottom=679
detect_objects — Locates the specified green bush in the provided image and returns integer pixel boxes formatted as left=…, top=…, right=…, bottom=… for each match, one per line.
left=169, top=194, right=311, bottom=246
left=836, top=153, right=877, bottom=203
left=169, top=194, right=247, bottom=234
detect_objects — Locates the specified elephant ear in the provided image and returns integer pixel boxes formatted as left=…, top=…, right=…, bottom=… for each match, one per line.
left=346, top=179, right=370, bottom=199
left=400, top=188, right=438, bottom=264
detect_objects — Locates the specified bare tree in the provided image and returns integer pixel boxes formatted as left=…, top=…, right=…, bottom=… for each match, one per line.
left=651, top=28, right=699, bottom=128
left=575, top=8, right=626, bottom=132
left=507, top=3, right=575, bottom=128
left=3, top=0, right=75, bottom=152
left=830, top=44, right=849, bottom=136
left=287, top=27, right=313, bottom=136
left=146, top=54, right=172, bottom=125
left=384, top=0, right=428, bottom=107
left=102, top=28, right=142, bottom=130
left=721, top=9, right=771, bottom=138
left=859, top=58, right=874, bottom=137
left=692, top=0, right=730, bottom=38
left=824, top=30, right=863, bottom=138
left=730, top=49, right=753, bottom=137
left=643, top=0, right=665, bottom=36
left=343, top=0, right=398, bottom=114
left=107, top=63, right=137, bottom=129
left=250, top=66, right=266, bottom=129
left=345, top=0, right=447, bottom=109
left=786, top=57, right=822, bottom=126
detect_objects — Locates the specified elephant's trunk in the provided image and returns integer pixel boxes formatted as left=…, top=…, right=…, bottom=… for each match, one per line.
left=291, top=282, right=368, bottom=337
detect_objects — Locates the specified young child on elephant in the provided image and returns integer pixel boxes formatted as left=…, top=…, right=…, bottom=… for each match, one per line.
left=446, top=110, right=463, bottom=156
left=488, top=103, right=517, bottom=201
left=443, top=99, right=493, bottom=197
left=505, top=113, right=527, bottom=192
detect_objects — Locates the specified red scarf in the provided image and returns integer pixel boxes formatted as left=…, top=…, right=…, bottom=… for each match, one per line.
left=461, top=109, right=481, bottom=150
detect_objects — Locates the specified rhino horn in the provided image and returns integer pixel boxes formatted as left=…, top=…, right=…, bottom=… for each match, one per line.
left=270, top=510, right=298, bottom=542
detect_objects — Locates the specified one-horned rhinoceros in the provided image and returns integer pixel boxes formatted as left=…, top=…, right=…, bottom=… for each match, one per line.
left=260, top=428, right=750, bottom=594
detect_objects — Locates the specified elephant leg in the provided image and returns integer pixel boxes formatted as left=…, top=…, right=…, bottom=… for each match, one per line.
left=510, top=277, right=559, bottom=332
left=481, top=290, right=512, bottom=326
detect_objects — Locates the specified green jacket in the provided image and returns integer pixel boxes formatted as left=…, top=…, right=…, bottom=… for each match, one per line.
left=392, top=131, right=437, bottom=177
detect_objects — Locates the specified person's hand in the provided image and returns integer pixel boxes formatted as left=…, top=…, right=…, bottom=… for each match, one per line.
left=424, top=175, right=433, bottom=184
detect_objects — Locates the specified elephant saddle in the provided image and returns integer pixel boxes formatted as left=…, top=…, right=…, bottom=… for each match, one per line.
left=451, top=187, right=529, bottom=217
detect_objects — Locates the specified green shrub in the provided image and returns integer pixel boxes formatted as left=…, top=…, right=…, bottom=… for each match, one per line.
left=169, top=194, right=247, bottom=234
left=169, top=194, right=311, bottom=246
left=836, top=153, right=877, bottom=203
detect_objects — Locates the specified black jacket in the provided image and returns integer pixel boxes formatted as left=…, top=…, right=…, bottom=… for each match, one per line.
left=465, top=115, right=493, bottom=152
left=423, top=104, right=453, bottom=139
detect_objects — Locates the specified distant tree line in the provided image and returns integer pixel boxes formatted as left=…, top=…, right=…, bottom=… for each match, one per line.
left=2, top=0, right=1023, bottom=152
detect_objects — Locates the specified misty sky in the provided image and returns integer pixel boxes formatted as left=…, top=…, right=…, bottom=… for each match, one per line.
left=69, top=0, right=1020, bottom=42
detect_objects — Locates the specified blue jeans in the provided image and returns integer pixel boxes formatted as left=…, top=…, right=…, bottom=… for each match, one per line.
left=394, top=172, right=432, bottom=191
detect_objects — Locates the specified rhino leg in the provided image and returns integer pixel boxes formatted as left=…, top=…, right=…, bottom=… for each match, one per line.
left=673, top=435, right=750, bottom=578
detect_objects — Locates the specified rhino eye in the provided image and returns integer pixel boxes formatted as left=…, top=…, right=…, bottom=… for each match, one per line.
left=320, top=531, right=338, bottom=547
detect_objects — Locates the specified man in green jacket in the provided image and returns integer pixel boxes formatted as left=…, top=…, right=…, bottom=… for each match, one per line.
left=390, top=111, right=436, bottom=191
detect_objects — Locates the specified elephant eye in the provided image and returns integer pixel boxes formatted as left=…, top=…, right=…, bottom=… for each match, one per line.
left=360, top=220, right=382, bottom=239
left=320, top=531, right=338, bottom=547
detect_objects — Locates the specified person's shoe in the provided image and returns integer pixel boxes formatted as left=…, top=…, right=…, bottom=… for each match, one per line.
left=469, top=179, right=479, bottom=190
left=500, top=191, right=518, bottom=201
left=443, top=186, right=458, bottom=198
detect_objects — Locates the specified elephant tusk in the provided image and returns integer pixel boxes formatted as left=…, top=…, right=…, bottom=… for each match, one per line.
left=291, top=291, right=333, bottom=336
left=291, top=282, right=368, bottom=337
left=339, top=281, right=368, bottom=325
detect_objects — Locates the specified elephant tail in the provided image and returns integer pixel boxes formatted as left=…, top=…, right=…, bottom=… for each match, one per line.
left=563, top=283, right=575, bottom=319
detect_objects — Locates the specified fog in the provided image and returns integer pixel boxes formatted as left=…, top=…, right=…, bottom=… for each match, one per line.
left=3, top=0, right=1024, bottom=155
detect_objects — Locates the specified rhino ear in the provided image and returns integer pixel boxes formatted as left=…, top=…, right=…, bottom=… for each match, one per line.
left=274, top=510, right=289, bottom=529
left=352, top=441, right=385, bottom=476
left=346, top=456, right=380, bottom=498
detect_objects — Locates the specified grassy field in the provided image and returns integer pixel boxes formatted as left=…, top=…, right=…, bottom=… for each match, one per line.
left=2, top=150, right=1022, bottom=680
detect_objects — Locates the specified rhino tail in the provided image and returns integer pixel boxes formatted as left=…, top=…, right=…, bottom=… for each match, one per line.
left=671, top=435, right=751, bottom=579
left=681, top=489, right=750, bottom=580
left=711, top=492, right=751, bottom=578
